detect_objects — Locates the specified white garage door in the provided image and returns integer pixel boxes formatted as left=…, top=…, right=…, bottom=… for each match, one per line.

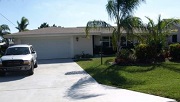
left=21, top=37, right=72, bottom=59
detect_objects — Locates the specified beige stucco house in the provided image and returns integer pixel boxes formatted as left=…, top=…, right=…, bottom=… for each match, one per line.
left=4, top=27, right=119, bottom=59
left=4, top=24, right=180, bottom=60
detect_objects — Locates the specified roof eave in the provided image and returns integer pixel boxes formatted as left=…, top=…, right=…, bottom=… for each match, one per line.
left=4, top=32, right=105, bottom=38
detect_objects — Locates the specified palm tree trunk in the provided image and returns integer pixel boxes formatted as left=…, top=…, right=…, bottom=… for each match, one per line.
left=117, top=21, right=121, bottom=53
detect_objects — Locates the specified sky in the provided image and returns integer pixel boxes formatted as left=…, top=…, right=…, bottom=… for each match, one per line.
left=0, top=0, right=180, bottom=33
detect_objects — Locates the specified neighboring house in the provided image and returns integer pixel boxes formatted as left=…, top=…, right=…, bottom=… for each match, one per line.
left=4, top=25, right=180, bottom=60
left=168, top=24, right=180, bottom=44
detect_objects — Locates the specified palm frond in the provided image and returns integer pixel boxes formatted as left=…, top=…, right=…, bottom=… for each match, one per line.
left=0, top=24, right=10, bottom=36
left=106, top=0, right=118, bottom=20
left=85, top=20, right=112, bottom=37
left=16, top=17, right=29, bottom=32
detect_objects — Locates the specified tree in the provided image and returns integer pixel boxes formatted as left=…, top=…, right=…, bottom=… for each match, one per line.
left=106, top=0, right=145, bottom=52
left=0, top=24, right=10, bottom=46
left=38, top=22, right=50, bottom=29
left=85, top=20, right=112, bottom=36
left=86, top=0, right=145, bottom=53
left=52, top=24, right=57, bottom=27
left=16, top=17, right=29, bottom=32
left=143, top=15, right=179, bottom=46
left=0, top=24, right=10, bottom=37
left=144, top=15, right=179, bottom=55
left=86, top=17, right=144, bottom=50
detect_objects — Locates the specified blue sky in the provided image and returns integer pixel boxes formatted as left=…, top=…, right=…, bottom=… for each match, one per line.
left=0, top=0, right=180, bottom=33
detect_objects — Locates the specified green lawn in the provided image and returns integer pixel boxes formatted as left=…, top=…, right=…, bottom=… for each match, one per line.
left=76, top=57, right=180, bottom=102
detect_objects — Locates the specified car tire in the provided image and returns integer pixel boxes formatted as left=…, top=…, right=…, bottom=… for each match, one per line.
left=34, top=61, right=38, bottom=68
left=28, top=62, right=34, bottom=75
left=0, top=71, right=6, bottom=76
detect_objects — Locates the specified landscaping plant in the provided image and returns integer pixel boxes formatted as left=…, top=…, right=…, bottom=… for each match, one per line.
left=169, top=43, right=180, bottom=60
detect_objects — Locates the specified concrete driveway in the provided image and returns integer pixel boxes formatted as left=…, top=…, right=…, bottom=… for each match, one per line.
left=0, top=59, right=176, bottom=102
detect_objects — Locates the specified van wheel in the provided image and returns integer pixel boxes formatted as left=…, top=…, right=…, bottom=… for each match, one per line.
left=34, top=61, right=38, bottom=68
left=28, top=62, right=34, bottom=75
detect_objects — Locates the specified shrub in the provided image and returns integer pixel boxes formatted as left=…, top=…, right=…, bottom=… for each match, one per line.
left=115, top=49, right=136, bottom=64
left=169, top=43, right=180, bottom=60
left=74, top=52, right=93, bottom=60
left=117, top=49, right=130, bottom=59
left=135, top=44, right=148, bottom=62
left=135, top=44, right=161, bottom=63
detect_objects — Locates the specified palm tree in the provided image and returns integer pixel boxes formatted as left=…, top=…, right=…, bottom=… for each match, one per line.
left=86, top=0, right=145, bottom=53
left=16, top=17, right=29, bottom=32
left=85, top=20, right=112, bottom=35
left=0, top=24, right=10, bottom=37
left=38, top=22, right=50, bottom=29
left=140, top=15, right=179, bottom=59
left=85, top=16, right=144, bottom=51
left=52, top=24, right=57, bottom=27
left=0, top=24, right=10, bottom=46
left=106, top=0, right=145, bottom=52
left=144, top=15, right=179, bottom=47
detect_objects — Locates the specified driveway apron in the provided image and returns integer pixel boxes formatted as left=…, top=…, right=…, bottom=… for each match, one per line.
left=0, top=59, right=176, bottom=102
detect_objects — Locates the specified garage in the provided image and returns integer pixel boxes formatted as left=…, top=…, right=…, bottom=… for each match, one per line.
left=4, top=27, right=95, bottom=59
left=21, top=37, right=72, bottom=59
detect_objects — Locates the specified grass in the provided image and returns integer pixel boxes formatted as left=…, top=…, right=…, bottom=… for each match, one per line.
left=76, top=57, right=180, bottom=102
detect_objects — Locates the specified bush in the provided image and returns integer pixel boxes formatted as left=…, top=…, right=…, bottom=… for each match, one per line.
left=135, top=44, right=148, bottom=62
left=117, top=49, right=129, bottom=59
left=74, top=52, right=93, bottom=60
left=169, top=43, right=180, bottom=60
left=115, top=49, right=136, bottom=64
left=135, top=44, right=162, bottom=63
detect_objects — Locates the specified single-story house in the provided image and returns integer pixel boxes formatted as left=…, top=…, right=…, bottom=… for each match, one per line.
left=4, top=27, right=120, bottom=59
left=168, top=24, right=180, bottom=44
left=4, top=25, right=180, bottom=60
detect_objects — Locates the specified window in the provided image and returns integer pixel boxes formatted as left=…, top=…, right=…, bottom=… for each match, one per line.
left=5, top=47, right=30, bottom=55
left=102, top=36, right=112, bottom=47
left=30, top=47, right=35, bottom=53
left=101, top=36, right=127, bottom=47
left=172, top=35, right=177, bottom=43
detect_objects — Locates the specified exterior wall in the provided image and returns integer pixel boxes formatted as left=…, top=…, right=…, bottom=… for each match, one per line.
left=177, top=27, right=180, bottom=42
left=167, top=27, right=180, bottom=44
left=14, top=39, right=21, bottom=44
left=73, top=35, right=93, bottom=56
left=168, top=35, right=172, bottom=43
